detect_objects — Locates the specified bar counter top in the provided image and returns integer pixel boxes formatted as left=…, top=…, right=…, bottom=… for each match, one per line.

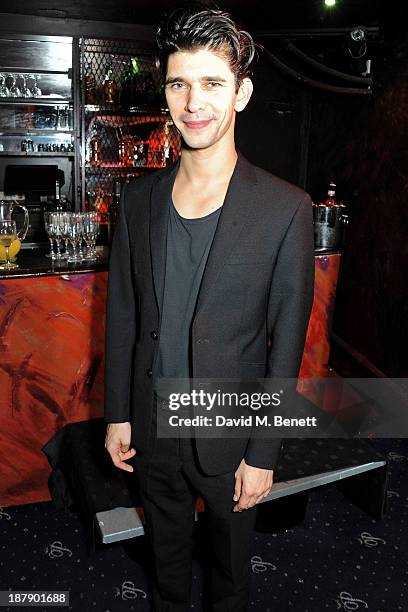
left=0, top=246, right=109, bottom=279
left=0, top=246, right=340, bottom=280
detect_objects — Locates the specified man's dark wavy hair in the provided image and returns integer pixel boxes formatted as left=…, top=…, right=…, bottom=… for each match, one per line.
left=155, top=2, right=256, bottom=91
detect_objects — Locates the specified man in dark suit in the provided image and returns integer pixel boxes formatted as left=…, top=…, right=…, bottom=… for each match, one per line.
left=105, top=5, right=314, bottom=611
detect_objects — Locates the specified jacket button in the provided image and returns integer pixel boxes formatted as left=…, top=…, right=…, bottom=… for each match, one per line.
left=150, top=330, right=158, bottom=340
left=146, top=369, right=153, bottom=377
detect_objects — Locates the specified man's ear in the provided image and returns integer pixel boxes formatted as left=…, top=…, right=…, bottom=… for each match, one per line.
left=234, top=77, right=253, bottom=112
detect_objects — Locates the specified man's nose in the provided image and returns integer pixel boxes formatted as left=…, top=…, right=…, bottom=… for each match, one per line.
left=185, top=84, right=206, bottom=113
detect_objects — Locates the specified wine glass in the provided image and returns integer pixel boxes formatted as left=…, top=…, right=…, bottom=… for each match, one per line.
left=44, top=211, right=57, bottom=259
left=8, top=74, right=21, bottom=98
left=32, top=74, right=42, bottom=97
left=82, top=212, right=99, bottom=260
left=66, top=213, right=83, bottom=263
left=76, top=213, right=86, bottom=261
left=25, top=74, right=35, bottom=97
left=60, top=212, right=71, bottom=258
left=82, top=213, right=93, bottom=259
left=51, top=212, right=65, bottom=259
left=0, top=74, right=9, bottom=97
left=18, top=74, right=30, bottom=98
left=0, top=220, right=19, bottom=269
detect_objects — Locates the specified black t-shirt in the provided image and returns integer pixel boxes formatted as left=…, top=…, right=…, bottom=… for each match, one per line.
left=155, top=197, right=222, bottom=394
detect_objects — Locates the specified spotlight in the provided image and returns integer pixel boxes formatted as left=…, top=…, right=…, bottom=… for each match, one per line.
left=324, top=0, right=336, bottom=7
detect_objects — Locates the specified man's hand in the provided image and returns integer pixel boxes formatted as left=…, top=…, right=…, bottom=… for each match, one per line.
left=105, top=422, right=136, bottom=472
left=233, top=458, right=273, bottom=512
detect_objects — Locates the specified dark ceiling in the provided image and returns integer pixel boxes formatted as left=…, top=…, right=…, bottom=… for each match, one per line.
left=0, top=0, right=381, bottom=31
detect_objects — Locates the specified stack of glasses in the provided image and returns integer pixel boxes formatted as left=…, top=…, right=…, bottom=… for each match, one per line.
left=44, top=212, right=100, bottom=263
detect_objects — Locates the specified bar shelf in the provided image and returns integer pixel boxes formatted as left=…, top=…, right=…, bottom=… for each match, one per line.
left=85, top=163, right=166, bottom=171
left=0, top=129, right=74, bottom=135
left=0, top=98, right=72, bottom=106
left=83, top=104, right=168, bottom=114
left=0, top=68, right=71, bottom=76
left=0, top=151, right=74, bottom=157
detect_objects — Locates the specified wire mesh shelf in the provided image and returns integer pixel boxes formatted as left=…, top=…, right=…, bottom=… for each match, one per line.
left=78, top=37, right=181, bottom=217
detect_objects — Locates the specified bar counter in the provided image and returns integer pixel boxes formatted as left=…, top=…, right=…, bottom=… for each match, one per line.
left=0, top=250, right=342, bottom=507
left=0, top=245, right=109, bottom=279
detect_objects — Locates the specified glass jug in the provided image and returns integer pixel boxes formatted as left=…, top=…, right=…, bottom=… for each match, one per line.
left=0, top=193, right=29, bottom=263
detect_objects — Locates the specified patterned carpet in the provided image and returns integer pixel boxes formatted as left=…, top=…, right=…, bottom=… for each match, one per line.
left=0, top=438, right=406, bottom=612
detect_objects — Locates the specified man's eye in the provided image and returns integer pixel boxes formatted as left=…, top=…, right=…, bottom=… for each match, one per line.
left=207, top=82, right=221, bottom=88
left=170, top=82, right=184, bottom=89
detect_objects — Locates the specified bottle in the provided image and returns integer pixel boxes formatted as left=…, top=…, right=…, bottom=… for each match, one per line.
left=45, top=178, right=64, bottom=213
left=118, top=127, right=134, bottom=167
left=324, top=182, right=337, bottom=206
left=135, top=143, right=147, bottom=167
left=94, top=189, right=109, bottom=246
left=90, top=121, right=103, bottom=166
left=108, top=181, right=121, bottom=243
left=121, top=57, right=140, bottom=107
left=163, top=120, right=173, bottom=167
left=60, top=195, right=71, bottom=212
left=165, top=147, right=174, bottom=165
left=84, top=60, right=96, bottom=105
left=103, top=59, right=117, bottom=106
left=53, top=178, right=64, bottom=212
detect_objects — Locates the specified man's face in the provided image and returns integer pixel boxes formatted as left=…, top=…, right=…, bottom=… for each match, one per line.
left=164, top=48, right=252, bottom=151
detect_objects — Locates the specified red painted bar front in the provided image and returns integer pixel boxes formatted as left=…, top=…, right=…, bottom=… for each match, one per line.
left=0, top=253, right=341, bottom=507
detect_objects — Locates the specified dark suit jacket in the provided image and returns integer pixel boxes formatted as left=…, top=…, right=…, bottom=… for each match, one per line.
left=104, top=149, right=315, bottom=475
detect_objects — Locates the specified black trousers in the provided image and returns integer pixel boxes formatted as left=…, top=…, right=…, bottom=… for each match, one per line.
left=132, top=401, right=258, bottom=612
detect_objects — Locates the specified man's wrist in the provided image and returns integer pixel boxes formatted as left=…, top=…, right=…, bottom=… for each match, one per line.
left=106, top=420, right=131, bottom=426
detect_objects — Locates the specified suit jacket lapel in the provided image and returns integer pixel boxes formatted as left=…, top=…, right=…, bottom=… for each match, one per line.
left=193, top=150, right=258, bottom=321
left=149, top=158, right=180, bottom=316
